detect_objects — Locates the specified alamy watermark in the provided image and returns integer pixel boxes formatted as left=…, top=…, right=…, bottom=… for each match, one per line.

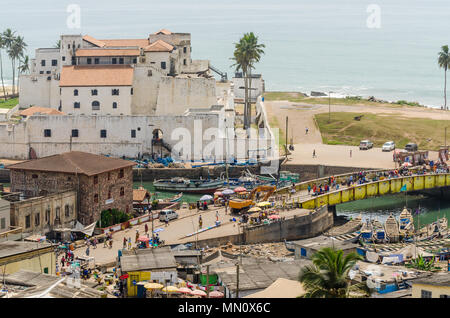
left=366, top=4, right=381, bottom=29
left=67, top=4, right=81, bottom=29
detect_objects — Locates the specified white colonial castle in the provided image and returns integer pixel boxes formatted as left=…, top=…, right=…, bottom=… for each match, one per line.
left=0, top=29, right=274, bottom=162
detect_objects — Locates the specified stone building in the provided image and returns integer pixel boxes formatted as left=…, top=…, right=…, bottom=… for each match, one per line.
left=7, top=151, right=135, bottom=225
left=6, top=190, right=77, bottom=235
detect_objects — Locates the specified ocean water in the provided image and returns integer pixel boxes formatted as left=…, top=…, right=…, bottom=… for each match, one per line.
left=1, top=0, right=450, bottom=106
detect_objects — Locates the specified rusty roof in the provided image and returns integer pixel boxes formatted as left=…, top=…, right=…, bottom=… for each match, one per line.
left=76, top=48, right=140, bottom=57
left=19, top=106, right=65, bottom=117
left=133, top=188, right=149, bottom=202
left=59, top=65, right=134, bottom=87
left=144, top=40, right=174, bottom=52
left=7, top=151, right=136, bottom=176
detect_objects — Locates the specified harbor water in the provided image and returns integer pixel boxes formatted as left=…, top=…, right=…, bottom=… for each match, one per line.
left=336, top=193, right=450, bottom=229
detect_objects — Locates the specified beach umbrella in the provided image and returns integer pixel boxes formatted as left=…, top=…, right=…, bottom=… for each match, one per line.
left=200, top=194, right=213, bottom=201
left=257, top=201, right=271, bottom=207
left=222, top=189, right=234, bottom=195
left=214, top=191, right=223, bottom=196
left=162, top=286, right=180, bottom=293
left=269, top=214, right=280, bottom=220
left=402, top=162, right=412, bottom=167
left=209, top=290, right=224, bottom=298
left=138, top=236, right=149, bottom=242
left=191, top=289, right=207, bottom=297
left=234, top=186, right=247, bottom=193
left=178, top=287, right=193, bottom=294
left=248, top=206, right=262, bottom=212
left=249, top=212, right=261, bottom=218
left=144, top=283, right=163, bottom=290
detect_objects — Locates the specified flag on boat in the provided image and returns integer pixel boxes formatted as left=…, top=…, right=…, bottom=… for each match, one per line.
left=400, top=184, right=407, bottom=192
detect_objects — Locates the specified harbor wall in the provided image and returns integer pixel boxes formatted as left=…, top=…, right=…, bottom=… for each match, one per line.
left=188, top=205, right=333, bottom=248
left=0, top=163, right=380, bottom=184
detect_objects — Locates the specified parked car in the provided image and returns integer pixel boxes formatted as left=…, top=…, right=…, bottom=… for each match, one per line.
left=382, top=141, right=395, bottom=151
left=159, top=209, right=178, bottom=221
left=404, top=143, right=418, bottom=152
left=359, top=140, right=373, bottom=150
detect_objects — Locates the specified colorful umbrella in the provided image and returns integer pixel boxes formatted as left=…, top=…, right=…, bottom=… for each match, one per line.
left=162, top=286, right=180, bottom=293
left=200, top=194, right=213, bottom=201
left=234, top=186, right=247, bottom=192
left=209, top=290, right=224, bottom=298
left=178, top=287, right=193, bottom=294
left=191, top=289, right=207, bottom=297
left=248, top=206, right=262, bottom=212
left=144, top=283, right=163, bottom=289
left=269, top=214, right=280, bottom=220
left=214, top=191, right=223, bottom=196
left=257, top=201, right=271, bottom=207
left=138, top=236, right=149, bottom=242
left=222, top=189, right=234, bottom=195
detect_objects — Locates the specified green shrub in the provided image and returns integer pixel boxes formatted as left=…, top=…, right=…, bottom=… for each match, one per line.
left=99, top=208, right=131, bottom=227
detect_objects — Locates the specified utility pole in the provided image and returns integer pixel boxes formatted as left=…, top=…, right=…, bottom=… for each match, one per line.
left=236, top=264, right=240, bottom=298
left=285, top=116, right=288, bottom=160
left=445, top=127, right=448, bottom=148
left=206, top=265, right=210, bottom=298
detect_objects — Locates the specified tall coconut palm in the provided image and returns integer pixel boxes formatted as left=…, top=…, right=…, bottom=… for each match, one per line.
left=17, top=55, right=29, bottom=95
left=7, top=35, right=27, bottom=96
left=55, top=40, right=61, bottom=49
left=2, top=29, right=16, bottom=95
left=231, top=32, right=265, bottom=130
left=438, top=45, right=450, bottom=110
left=0, top=34, right=6, bottom=100
left=298, top=247, right=367, bottom=298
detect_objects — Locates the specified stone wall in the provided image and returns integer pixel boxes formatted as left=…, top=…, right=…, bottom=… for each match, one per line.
left=188, top=206, right=333, bottom=248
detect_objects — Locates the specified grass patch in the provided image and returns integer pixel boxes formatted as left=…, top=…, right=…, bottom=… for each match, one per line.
left=315, top=112, right=450, bottom=151
left=264, top=91, right=424, bottom=108
left=0, top=97, right=18, bottom=109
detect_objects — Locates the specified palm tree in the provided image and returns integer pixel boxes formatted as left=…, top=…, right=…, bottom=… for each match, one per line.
left=231, top=32, right=265, bottom=130
left=17, top=55, right=29, bottom=95
left=298, top=247, right=367, bottom=298
left=2, top=29, right=16, bottom=95
left=55, top=40, right=61, bottom=49
left=438, top=45, right=450, bottom=110
left=0, top=34, right=6, bottom=101
left=7, top=35, right=27, bottom=96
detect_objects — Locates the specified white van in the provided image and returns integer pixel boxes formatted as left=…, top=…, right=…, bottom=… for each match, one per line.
left=159, top=209, right=178, bottom=221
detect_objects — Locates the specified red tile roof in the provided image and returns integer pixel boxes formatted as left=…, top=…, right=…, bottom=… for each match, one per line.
left=144, top=40, right=174, bottom=52
left=100, top=39, right=149, bottom=48
left=59, top=65, right=134, bottom=87
left=19, top=106, right=65, bottom=117
left=153, top=29, right=172, bottom=35
left=7, top=151, right=136, bottom=176
left=82, top=35, right=106, bottom=48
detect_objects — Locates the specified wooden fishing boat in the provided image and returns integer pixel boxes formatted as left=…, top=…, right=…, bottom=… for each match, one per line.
left=284, top=239, right=296, bottom=252
left=326, top=214, right=362, bottom=236
left=159, top=192, right=183, bottom=203
left=372, top=219, right=386, bottom=243
left=153, top=178, right=224, bottom=194
left=384, top=213, right=400, bottom=243
left=360, top=219, right=373, bottom=241
left=399, top=207, right=414, bottom=237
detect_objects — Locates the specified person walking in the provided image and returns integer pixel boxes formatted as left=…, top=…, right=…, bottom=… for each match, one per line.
left=312, top=149, right=316, bottom=158
left=123, top=237, right=127, bottom=249
left=145, top=223, right=148, bottom=234
left=135, top=230, right=139, bottom=243
left=128, top=237, right=132, bottom=250
left=307, top=184, right=311, bottom=194
left=93, top=237, right=98, bottom=249
left=61, top=256, right=65, bottom=268
left=109, top=239, right=113, bottom=249
left=216, top=210, right=219, bottom=222
left=199, top=215, right=203, bottom=229
left=85, top=246, right=90, bottom=256
left=164, top=214, right=169, bottom=227
left=305, top=127, right=309, bottom=135
left=350, top=149, right=352, bottom=158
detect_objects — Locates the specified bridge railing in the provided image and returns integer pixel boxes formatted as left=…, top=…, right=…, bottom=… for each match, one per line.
left=275, top=166, right=426, bottom=195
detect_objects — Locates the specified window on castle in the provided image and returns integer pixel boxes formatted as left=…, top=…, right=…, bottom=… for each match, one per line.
left=161, top=61, right=166, bottom=69
left=95, top=58, right=100, bottom=64
left=87, top=58, right=92, bottom=64
left=94, top=175, right=98, bottom=185
left=119, top=169, right=124, bottom=178
left=120, top=187, right=124, bottom=196
left=35, top=213, right=40, bottom=226
left=74, top=89, right=78, bottom=96
left=72, top=129, right=79, bottom=137
left=100, top=129, right=107, bottom=138
left=52, top=59, right=58, bottom=66
left=94, top=194, right=99, bottom=203
left=112, top=102, right=117, bottom=109
left=131, top=130, right=136, bottom=138
left=112, top=89, right=119, bottom=96
left=74, top=102, right=80, bottom=109
left=44, top=129, right=51, bottom=137
left=25, top=215, right=31, bottom=228
left=92, top=101, right=100, bottom=110
left=91, top=89, right=98, bottom=96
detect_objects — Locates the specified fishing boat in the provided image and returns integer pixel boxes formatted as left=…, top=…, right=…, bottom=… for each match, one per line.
left=372, top=219, right=386, bottom=243
left=153, top=178, right=224, bottom=194
left=399, top=207, right=414, bottom=237
left=384, top=213, right=400, bottom=243
left=417, top=217, right=448, bottom=240
left=326, top=214, right=362, bottom=236
left=158, top=192, right=183, bottom=203
left=284, top=239, right=296, bottom=253
left=360, top=219, right=373, bottom=242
